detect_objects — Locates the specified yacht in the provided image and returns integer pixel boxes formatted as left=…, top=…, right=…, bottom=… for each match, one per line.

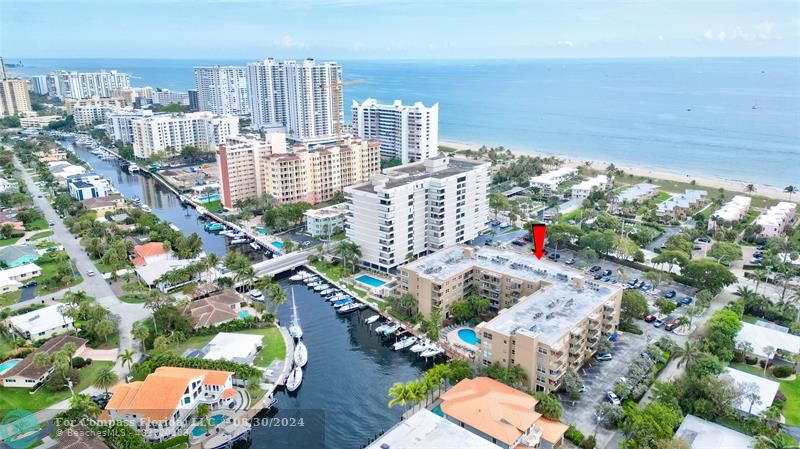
left=230, top=238, right=249, bottom=245
left=421, top=346, right=444, bottom=358
left=410, top=339, right=430, bottom=353
left=320, top=288, right=337, bottom=296
left=382, top=323, right=401, bottom=336
left=307, top=281, right=321, bottom=288
left=285, top=367, right=303, bottom=392
left=337, top=302, right=365, bottom=314
left=303, top=276, right=319, bottom=284
left=364, top=315, right=381, bottom=325
left=294, top=341, right=308, bottom=368
left=333, top=298, right=355, bottom=309
left=313, top=284, right=329, bottom=291
left=288, top=287, right=303, bottom=340
left=249, top=242, right=261, bottom=251
left=393, top=336, right=418, bottom=351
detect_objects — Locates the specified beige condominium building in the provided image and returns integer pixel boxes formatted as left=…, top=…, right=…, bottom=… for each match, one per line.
left=65, top=96, right=126, bottom=114
left=218, top=134, right=380, bottom=208
left=399, top=245, right=622, bottom=392
left=131, top=111, right=239, bottom=159
left=346, top=156, right=490, bottom=273
left=0, top=79, right=32, bottom=116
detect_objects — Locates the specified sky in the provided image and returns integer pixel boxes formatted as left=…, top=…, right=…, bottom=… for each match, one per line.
left=1, top=0, right=799, bottom=59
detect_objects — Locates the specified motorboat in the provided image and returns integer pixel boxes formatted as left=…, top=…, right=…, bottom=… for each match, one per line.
left=289, top=324, right=303, bottom=339
left=313, top=284, right=329, bottom=291
left=410, top=339, right=430, bottom=353
left=337, top=302, right=365, bottom=314
left=374, top=322, right=390, bottom=333
left=382, top=323, right=401, bottom=336
left=230, top=238, right=249, bottom=245
left=320, top=288, right=337, bottom=295
left=328, top=294, right=348, bottom=302
left=393, top=336, right=418, bottom=351
left=288, top=287, right=303, bottom=339
left=421, top=346, right=444, bottom=358
left=219, top=230, right=237, bottom=237
left=285, top=366, right=303, bottom=392
left=294, top=341, right=308, bottom=368
left=333, top=298, right=355, bottom=309
left=290, top=272, right=311, bottom=282
left=248, top=289, right=263, bottom=300
left=364, top=315, right=381, bottom=325
left=307, top=281, right=321, bottom=288
left=303, top=276, right=319, bottom=284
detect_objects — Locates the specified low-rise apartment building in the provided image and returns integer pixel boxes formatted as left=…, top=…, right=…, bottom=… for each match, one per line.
left=756, top=201, right=796, bottom=237
left=217, top=134, right=379, bottom=207
left=346, top=156, right=490, bottom=273
left=72, top=103, right=122, bottom=127
left=20, top=115, right=61, bottom=129
left=528, top=167, right=576, bottom=196
left=656, top=189, right=708, bottom=221
left=708, top=195, right=752, bottom=231
left=614, top=182, right=659, bottom=204
left=131, top=111, right=239, bottom=159
left=571, top=174, right=609, bottom=199
left=304, top=203, right=348, bottom=237
left=399, top=246, right=621, bottom=392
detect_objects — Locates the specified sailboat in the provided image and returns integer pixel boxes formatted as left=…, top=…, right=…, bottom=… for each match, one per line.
left=294, top=341, right=308, bottom=368
left=285, top=366, right=303, bottom=392
left=288, top=287, right=303, bottom=340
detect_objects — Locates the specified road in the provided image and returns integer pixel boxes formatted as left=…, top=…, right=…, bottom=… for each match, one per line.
left=13, top=156, right=149, bottom=377
left=253, top=250, right=312, bottom=276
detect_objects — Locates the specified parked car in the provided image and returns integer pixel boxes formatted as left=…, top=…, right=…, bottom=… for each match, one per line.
left=594, top=274, right=603, bottom=280
left=644, top=314, right=657, bottom=323
left=663, top=290, right=677, bottom=299
left=590, top=266, right=602, bottom=273
left=547, top=253, right=561, bottom=260
left=596, top=353, right=613, bottom=362
left=627, top=278, right=639, bottom=287
left=665, top=320, right=680, bottom=331
left=248, top=289, right=263, bottom=299
left=607, top=391, right=621, bottom=405
left=680, top=296, right=693, bottom=305
left=565, top=258, right=576, bottom=265
left=86, top=270, right=96, bottom=277
left=696, top=236, right=711, bottom=243
left=692, top=245, right=702, bottom=250
left=602, top=269, right=612, bottom=276
left=653, top=318, right=665, bottom=328
left=512, top=239, right=526, bottom=246
left=21, top=280, right=38, bottom=288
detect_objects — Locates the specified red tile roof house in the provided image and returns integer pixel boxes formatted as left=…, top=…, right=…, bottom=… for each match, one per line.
left=131, top=242, right=171, bottom=267
left=0, top=335, right=87, bottom=388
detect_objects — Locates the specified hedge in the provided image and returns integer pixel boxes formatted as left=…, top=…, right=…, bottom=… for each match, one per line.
left=151, top=435, right=189, bottom=449
left=565, top=426, right=584, bottom=445
left=773, top=365, right=793, bottom=378
left=619, top=322, right=643, bottom=335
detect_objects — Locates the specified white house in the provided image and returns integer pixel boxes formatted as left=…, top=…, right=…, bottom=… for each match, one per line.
left=675, top=414, right=754, bottom=449
left=67, top=174, right=114, bottom=200
left=48, top=161, right=86, bottom=180
left=720, top=367, right=779, bottom=416
left=195, top=332, right=263, bottom=364
left=0, top=263, right=41, bottom=294
left=736, top=321, right=800, bottom=358
left=528, top=167, right=576, bottom=196
left=571, top=175, right=609, bottom=199
left=366, top=409, right=500, bottom=449
left=134, top=258, right=198, bottom=293
left=7, top=303, right=74, bottom=341
left=304, top=203, right=347, bottom=237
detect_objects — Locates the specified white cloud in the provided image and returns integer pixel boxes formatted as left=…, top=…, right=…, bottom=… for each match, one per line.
left=557, top=40, right=574, bottom=47
left=703, top=30, right=714, bottom=40
left=717, top=31, right=726, bottom=41
left=274, top=35, right=307, bottom=48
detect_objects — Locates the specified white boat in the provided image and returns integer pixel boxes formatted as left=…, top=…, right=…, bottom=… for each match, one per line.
left=328, top=294, right=348, bottom=302
left=374, top=322, right=390, bottom=334
left=393, top=336, right=418, bottom=351
left=303, top=276, right=319, bottom=284
left=337, top=302, right=364, bottom=314
left=288, top=287, right=303, bottom=339
left=294, top=341, right=308, bottom=368
left=285, top=366, right=303, bottom=392
left=410, top=339, right=430, bottom=353
left=289, top=324, right=303, bottom=339
left=313, top=284, right=329, bottom=291
left=141, top=205, right=151, bottom=212
left=250, top=242, right=260, bottom=250
left=364, top=315, right=381, bottom=325
left=382, top=323, right=401, bottom=335
left=320, top=288, right=337, bottom=295
left=219, top=230, right=237, bottom=237
left=421, top=346, right=444, bottom=358
left=230, top=238, right=249, bottom=245
left=290, top=272, right=310, bottom=282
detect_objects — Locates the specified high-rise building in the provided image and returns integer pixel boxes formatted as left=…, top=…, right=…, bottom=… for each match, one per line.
left=106, top=108, right=154, bottom=144
left=193, top=66, right=250, bottom=116
left=400, top=245, right=622, bottom=392
left=72, top=104, right=121, bottom=126
left=188, top=89, right=199, bottom=112
left=28, top=75, right=49, bottom=95
left=352, top=98, right=439, bottom=163
left=151, top=89, right=190, bottom=106
left=345, top=156, right=490, bottom=273
left=65, top=96, right=126, bottom=114
left=45, top=70, right=130, bottom=99
left=217, top=134, right=380, bottom=208
left=247, top=58, right=342, bottom=143
left=130, top=112, right=239, bottom=159
left=0, top=79, right=32, bottom=117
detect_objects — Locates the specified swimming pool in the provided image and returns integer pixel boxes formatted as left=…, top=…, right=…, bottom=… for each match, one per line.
left=191, top=414, right=226, bottom=437
left=198, top=194, right=220, bottom=203
left=0, top=358, right=21, bottom=374
left=457, top=329, right=480, bottom=345
left=272, top=241, right=284, bottom=249
left=239, top=310, right=251, bottom=319
left=356, top=275, right=386, bottom=288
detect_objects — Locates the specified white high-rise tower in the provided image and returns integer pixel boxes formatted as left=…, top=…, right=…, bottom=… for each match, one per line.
left=194, top=66, right=250, bottom=116
left=352, top=98, right=439, bottom=163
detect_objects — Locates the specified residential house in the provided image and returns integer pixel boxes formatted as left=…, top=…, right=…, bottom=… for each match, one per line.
left=48, top=161, right=86, bottom=181
left=736, top=321, right=800, bottom=359
left=439, top=377, right=569, bottom=449
left=190, top=289, right=245, bottom=328
left=67, top=174, right=114, bottom=200
left=655, top=189, right=707, bottom=221
left=0, top=177, right=17, bottom=192
left=187, top=332, right=262, bottom=364
left=135, top=258, right=197, bottom=292
left=720, top=367, right=779, bottom=416
left=675, top=415, right=754, bottom=449
left=80, top=194, right=126, bottom=217
left=571, top=174, right=609, bottom=200
left=104, top=366, right=235, bottom=441
left=366, top=409, right=500, bottom=449
left=55, top=425, right=111, bottom=449
left=0, top=244, right=40, bottom=267
left=6, top=303, right=75, bottom=341
left=0, top=335, right=87, bottom=388
left=0, top=263, right=41, bottom=293
left=36, top=148, right=68, bottom=162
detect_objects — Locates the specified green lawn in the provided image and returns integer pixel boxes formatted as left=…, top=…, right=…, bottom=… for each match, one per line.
left=34, top=251, right=83, bottom=295
left=149, top=327, right=286, bottom=367
left=730, top=362, right=800, bottom=425
left=0, top=235, right=22, bottom=247
left=155, top=334, right=217, bottom=357
left=741, top=314, right=758, bottom=324
left=0, top=334, right=16, bottom=355
left=311, top=260, right=350, bottom=283
left=0, top=290, right=22, bottom=307
left=25, top=218, right=49, bottom=231
left=29, top=231, right=54, bottom=240
left=204, top=200, right=223, bottom=212
left=119, top=294, right=147, bottom=304
left=0, top=361, right=115, bottom=416
left=651, top=191, right=672, bottom=204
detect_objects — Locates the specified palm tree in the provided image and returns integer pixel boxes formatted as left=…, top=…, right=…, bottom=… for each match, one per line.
left=763, top=345, right=775, bottom=376
left=131, top=322, right=150, bottom=351
left=387, top=382, right=412, bottom=412
left=93, top=367, right=118, bottom=394
left=235, top=266, right=256, bottom=292
left=268, top=284, right=287, bottom=316
left=784, top=185, right=797, bottom=201
left=118, top=349, right=135, bottom=380
left=32, top=352, right=51, bottom=369
left=406, top=380, right=429, bottom=410
left=196, top=403, right=211, bottom=435
left=255, top=275, right=274, bottom=296
left=745, top=184, right=756, bottom=193
left=674, top=339, right=703, bottom=368
left=204, top=252, right=220, bottom=284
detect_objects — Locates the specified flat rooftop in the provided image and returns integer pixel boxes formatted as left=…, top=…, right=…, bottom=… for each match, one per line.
left=352, top=156, right=485, bottom=193
left=366, top=409, right=499, bottom=449
left=616, top=183, right=659, bottom=202
left=675, top=414, right=754, bottom=449
left=406, top=246, right=619, bottom=345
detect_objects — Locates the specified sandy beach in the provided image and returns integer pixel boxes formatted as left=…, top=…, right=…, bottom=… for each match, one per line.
left=440, top=139, right=795, bottom=203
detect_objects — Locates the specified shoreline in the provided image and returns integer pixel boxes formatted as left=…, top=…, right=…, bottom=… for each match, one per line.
left=439, top=139, right=795, bottom=203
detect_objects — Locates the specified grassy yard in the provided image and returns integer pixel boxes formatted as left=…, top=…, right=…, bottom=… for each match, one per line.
left=0, top=361, right=115, bottom=416
left=25, top=218, right=49, bottom=231
left=311, top=260, right=350, bottom=283
left=29, top=231, right=54, bottom=240
left=730, top=362, right=800, bottom=426
left=741, top=314, right=759, bottom=324
left=621, top=174, right=776, bottom=208
left=239, top=328, right=285, bottom=368
left=204, top=200, right=223, bottom=212
left=0, top=290, right=22, bottom=307
left=0, top=334, right=16, bottom=355
left=0, top=235, right=22, bottom=247
left=119, top=293, right=147, bottom=304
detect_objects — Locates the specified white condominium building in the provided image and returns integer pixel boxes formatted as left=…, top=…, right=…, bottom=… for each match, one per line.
left=65, top=96, right=126, bottom=114
left=193, top=66, right=250, bottom=116
left=756, top=201, right=796, bottom=238
left=708, top=195, right=752, bottom=231
left=45, top=70, right=130, bottom=99
left=106, top=108, right=154, bottom=144
left=529, top=167, right=576, bottom=196
left=352, top=98, right=439, bottom=164
left=571, top=174, right=609, bottom=199
left=131, top=112, right=239, bottom=159
left=72, top=104, right=122, bottom=126
left=151, top=89, right=190, bottom=106
left=247, top=58, right=343, bottom=143
left=345, top=156, right=490, bottom=273
left=0, top=79, right=32, bottom=116
left=28, top=75, right=49, bottom=95
left=217, top=134, right=380, bottom=208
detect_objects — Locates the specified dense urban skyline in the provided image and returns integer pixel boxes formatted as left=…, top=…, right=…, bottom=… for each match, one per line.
left=2, top=0, right=799, bottom=59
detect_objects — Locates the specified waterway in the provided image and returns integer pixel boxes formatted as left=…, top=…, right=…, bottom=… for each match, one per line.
left=66, top=140, right=265, bottom=261
left=254, top=280, right=428, bottom=449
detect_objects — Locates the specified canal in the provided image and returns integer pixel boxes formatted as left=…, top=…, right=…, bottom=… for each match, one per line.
left=66, top=140, right=264, bottom=261
left=256, top=279, right=429, bottom=448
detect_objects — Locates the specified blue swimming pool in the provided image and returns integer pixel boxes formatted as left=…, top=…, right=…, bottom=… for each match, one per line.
left=198, top=194, right=220, bottom=203
left=272, top=241, right=284, bottom=249
left=0, top=358, right=21, bottom=374
left=239, top=310, right=251, bottom=319
left=191, top=414, right=226, bottom=437
left=457, top=329, right=480, bottom=345
left=356, top=275, right=386, bottom=288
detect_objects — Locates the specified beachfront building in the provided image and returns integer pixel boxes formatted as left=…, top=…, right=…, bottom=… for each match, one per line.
left=45, top=70, right=130, bottom=99
left=655, top=189, right=707, bottom=221
left=571, top=174, right=609, bottom=199
left=105, top=366, right=235, bottom=441
left=400, top=246, right=622, bottom=391
left=193, top=66, right=250, bottom=116
left=247, top=58, right=343, bottom=143
left=106, top=108, right=154, bottom=144
left=217, top=134, right=379, bottom=208
left=614, top=183, right=659, bottom=204
left=346, top=156, right=490, bottom=273
left=0, top=78, right=32, bottom=116
left=65, top=96, right=126, bottom=114
left=708, top=195, right=752, bottom=231
left=528, top=167, right=576, bottom=196
left=0, top=336, right=87, bottom=388
left=0, top=263, right=41, bottom=294
left=6, top=303, right=75, bottom=341
left=439, top=377, right=569, bottom=449
left=130, top=111, right=239, bottom=159
left=67, top=174, right=114, bottom=200
left=72, top=103, right=123, bottom=127
left=756, top=201, right=796, bottom=238
left=151, top=89, right=190, bottom=106
left=304, top=203, right=348, bottom=237
left=675, top=415, right=754, bottom=449
left=351, top=98, right=439, bottom=163
left=366, top=409, right=500, bottom=449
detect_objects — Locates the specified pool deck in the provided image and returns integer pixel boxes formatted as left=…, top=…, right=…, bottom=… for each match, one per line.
left=445, top=327, right=479, bottom=354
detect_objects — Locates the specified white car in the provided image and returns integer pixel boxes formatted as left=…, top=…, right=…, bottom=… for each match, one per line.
left=248, top=289, right=263, bottom=299
left=607, top=391, right=621, bottom=405
left=86, top=270, right=96, bottom=277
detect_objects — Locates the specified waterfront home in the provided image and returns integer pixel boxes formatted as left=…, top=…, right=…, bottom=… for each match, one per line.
left=736, top=321, right=800, bottom=359
left=708, top=195, right=752, bottom=231
left=56, top=424, right=110, bottom=449
left=105, top=366, right=235, bottom=442
left=720, top=368, right=779, bottom=416
left=190, top=289, right=246, bottom=328
left=131, top=242, right=171, bottom=267
left=187, top=332, right=263, bottom=364
left=0, top=263, right=41, bottom=293
left=756, top=201, right=796, bottom=237
left=613, top=183, right=659, bottom=204
left=6, top=303, right=74, bottom=341
left=366, top=409, right=499, bottom=449
left=48, top=161, right=86, bottom=181
left=67, top=174, right=114, bottom=200
left=35, top=148, right=68, bottom=163
left=439, top=377, right=569, bottom=449
left=675, top=414, right=754, bottom=449
left=571, top=174, right=609, bottom=200
left=655, top=189, right=707, bottom=221
left=304, top=203, right=347, bottom=237
left=0, top=244, right=40, bottom=267
left=528, top=167, right=576, bottom=196
left=0, top=335, right=87, bottom=388
left=134, top=257, right=198, bottom=292
left=80, top=193, right=126, bottom=217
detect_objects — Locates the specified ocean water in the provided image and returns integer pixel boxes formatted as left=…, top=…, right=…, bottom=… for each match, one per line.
left=10, top=58, right=800, bottom=186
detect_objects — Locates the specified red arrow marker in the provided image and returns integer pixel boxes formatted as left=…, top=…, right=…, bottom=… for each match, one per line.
left=532, top=223, right=547, bottom=260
